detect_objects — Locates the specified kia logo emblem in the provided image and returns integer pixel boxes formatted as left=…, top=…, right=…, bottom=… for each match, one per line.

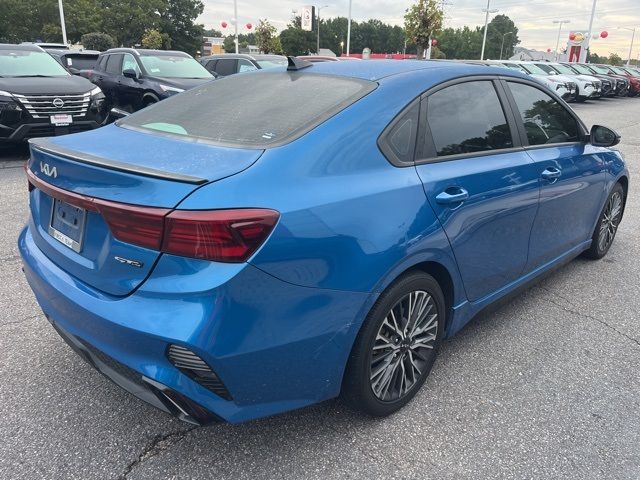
left=40, top=162, right=58, bottom=178
left=52, top=98, right=64, bottom=108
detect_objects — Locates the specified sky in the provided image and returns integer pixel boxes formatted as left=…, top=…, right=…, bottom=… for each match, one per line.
left=198, top=0, right=639, bottom=59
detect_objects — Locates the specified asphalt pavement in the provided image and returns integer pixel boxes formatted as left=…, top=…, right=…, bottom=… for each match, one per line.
left=0, top=98, right=639, bottom=480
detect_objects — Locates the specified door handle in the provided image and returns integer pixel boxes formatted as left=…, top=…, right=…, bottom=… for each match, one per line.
left=435, top=187, right=469, bottom=205
left=541, top=167, right=561, bottom=181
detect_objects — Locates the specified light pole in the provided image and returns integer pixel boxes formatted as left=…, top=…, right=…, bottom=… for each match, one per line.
left=618, top=26, right=637, bottom=66
left=57, top=0, right=68, bottom=45
left=346, top=0, right=352, bottom=56
left=480, top=0, right=498, bottom=60
left=233, top=0, right=238, bottom=54
left=317, top=5, right=329, bottom=54
left=553, top=20, right=570, bottom=61
left=499, top=31, right=513, bottom=60
left=581, top=0, right=597, bottom=62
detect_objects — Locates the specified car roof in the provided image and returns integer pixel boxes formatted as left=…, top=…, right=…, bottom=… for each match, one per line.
left=0, top=43, right=44, bottom=52
left=201, top=53, right=287, bottom=61
left=298, top=59, right=529, bottom=82
left=47, top=49, right=100, bottom=56
left=103, top=48, right=191, bottom=57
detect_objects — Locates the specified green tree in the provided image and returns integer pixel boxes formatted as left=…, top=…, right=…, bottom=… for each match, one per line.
left=279, top=16, right=316, bottom=55
left=255, top=19, right=280, bottom=54
left=98, top=0, right=163, bottom=47
left=607, top=52, right=622, bottom=65
left=141, top=28, right=163, bottom=49
left=81, top=32, right=115, bottom=50
left=437, top=26, right=484, bottom=60
left=158, top=0, right=205, bottom=54
left=404, top=0, right=443, bottom=58
left=482, top=14, right=519, bottom=60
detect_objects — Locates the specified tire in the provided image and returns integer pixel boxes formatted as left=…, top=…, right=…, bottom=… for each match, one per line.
left=342, top=271, right=445, bottom=416
left=576, top=95, right=587, bottom=103
left=583, top=183, right=625, bottom=259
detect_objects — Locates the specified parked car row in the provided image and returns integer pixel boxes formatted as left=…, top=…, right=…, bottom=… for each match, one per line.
left=476, top=59, right=640, bottom=102
left=2, top=41, right=640, bottom=145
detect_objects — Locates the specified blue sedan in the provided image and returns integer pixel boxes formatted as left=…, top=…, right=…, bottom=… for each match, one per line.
left=19, top=59, right=628, bottom=423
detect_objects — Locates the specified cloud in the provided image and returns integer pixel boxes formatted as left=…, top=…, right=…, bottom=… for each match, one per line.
left=199, top=0, right=639, bottom=58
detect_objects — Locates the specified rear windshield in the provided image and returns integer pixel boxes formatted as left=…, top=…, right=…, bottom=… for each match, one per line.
left=62, top=55, right=97, bottom=70
left=120, top=72, right=376, bottom=148
left=255, top=56, right=288, bottom=69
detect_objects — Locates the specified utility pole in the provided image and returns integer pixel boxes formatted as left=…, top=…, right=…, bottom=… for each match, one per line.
left=618, top=27, right=637, bottom=66
left=317, top=5, right=328, bottom=54
left=480, top=0, right=498, bottom=60
left=58, top=0, right=68, bottom=45
left=346, top=0, right=352, bottom=56
left=581, top=0, right=597, bottom=62
left=553, top=20, right=570, bottom=61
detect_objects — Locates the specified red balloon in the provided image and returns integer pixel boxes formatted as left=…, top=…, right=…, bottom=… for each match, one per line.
left=569, top=33, right=576, bottom=41
left=221, top=21, right=228, bottom=28
left=547, top=48, right=551, bottom=53
left=600, top=30, right=608, bottom=38
left=431, top=39, right=438, bottom=46
left=246, top=23, right=252, bottom=30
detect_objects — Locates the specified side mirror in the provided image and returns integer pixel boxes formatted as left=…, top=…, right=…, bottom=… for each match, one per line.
left=68, top=67, right=80, bottom=75
left=123, top=68, right=138, bottom=80
left=590, top=125, right=620, bottom=147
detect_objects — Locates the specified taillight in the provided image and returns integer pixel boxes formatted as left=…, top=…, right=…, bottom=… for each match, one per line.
left=161, top=209, right=279, bottom=262
left=98, top=202, right=170, bottom=251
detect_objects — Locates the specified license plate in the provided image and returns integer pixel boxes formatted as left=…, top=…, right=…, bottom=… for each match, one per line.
left=48, top=199, right=86, bottom=253
left=50, top=114, right=73, bottom=126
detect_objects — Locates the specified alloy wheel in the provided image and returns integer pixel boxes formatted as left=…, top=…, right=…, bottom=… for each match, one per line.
left=598, top=191, right=623, bottom=253
left=369, top=290, right=438, bottom=402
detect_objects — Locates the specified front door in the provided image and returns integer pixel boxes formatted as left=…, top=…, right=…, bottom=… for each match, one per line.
left=503, top=80, right=607, bottom=270
left=415, top=79, right=540, bottom=302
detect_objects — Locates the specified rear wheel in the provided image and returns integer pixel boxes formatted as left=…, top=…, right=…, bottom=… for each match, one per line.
left=342, top=272, right=445, bottom=416
left=584, top=183, right=625, bottom=259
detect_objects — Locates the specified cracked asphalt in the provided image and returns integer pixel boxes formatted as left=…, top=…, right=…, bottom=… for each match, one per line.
left=1, top=98, right=639, bottom=480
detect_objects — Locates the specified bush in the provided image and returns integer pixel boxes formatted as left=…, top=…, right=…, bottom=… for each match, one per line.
left=81, top=32, right=115, bottom=51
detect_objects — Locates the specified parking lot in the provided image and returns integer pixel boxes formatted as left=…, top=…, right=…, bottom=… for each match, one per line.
left=0, top=97, right=639, bottom=480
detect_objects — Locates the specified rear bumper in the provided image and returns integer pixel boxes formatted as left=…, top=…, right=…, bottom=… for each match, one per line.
left=19, top=225, right=372, bottom=423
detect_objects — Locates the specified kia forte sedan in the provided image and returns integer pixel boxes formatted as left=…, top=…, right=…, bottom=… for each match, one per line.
left=19, top=60, right=628, bottom=424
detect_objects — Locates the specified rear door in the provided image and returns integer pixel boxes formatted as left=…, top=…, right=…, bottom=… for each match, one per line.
left=502, top=79, right=607, bottom=270
left=102, top=54, right=124, bottom=107
left=414, top=78, right=540, bottom=302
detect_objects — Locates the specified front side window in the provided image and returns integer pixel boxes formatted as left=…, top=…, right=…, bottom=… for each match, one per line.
left=508, top=82, right=580, bottom=145
left=0, top=50, right=70, bottom=77
left=121, top=53, right=141, bottom=75
left=521, top=63, right=551, bottom=75
left=237, top=59, right=258, bottom=73
left=426, top=81, right=513, bottom=157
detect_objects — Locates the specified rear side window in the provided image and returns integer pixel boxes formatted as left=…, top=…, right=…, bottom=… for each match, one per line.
left=105, top=54, right=122, bottom=74
left=120, top=73, right=376, bottom=148
left=507, top=82, right=580, bottom=145
left=214, top=58, right=237, bottom=76
left=426, top=81, right=513, bottom=157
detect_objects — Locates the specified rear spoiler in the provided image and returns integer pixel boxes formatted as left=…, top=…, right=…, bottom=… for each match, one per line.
left=28, top=137, right=208, bottom=185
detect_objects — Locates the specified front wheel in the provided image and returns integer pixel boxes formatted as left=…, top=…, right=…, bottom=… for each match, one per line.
left=342, top=272, right=445, bottom=416
left=583, top=183, right=625, bottom=259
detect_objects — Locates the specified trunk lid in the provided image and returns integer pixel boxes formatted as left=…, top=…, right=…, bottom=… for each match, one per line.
left=27, top=125, right=263, bottom=296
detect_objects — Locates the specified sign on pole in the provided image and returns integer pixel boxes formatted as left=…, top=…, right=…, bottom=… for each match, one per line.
left=301, top=5, right=315, bottom=32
